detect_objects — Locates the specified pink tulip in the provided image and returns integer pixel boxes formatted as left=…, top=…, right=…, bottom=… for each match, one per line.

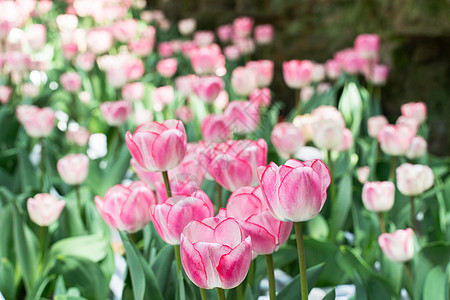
left=335, top=128, right=354, bottom=151
left=178, top=18, right=196, bottom=36
left=112, top=19, right=138, bottom=42
left=250, top=88, right=271, bottom=107
left=233, top=17, right=253, bottom=38
left=231, top=66, right=258, bottom=97
left=158, top=41, right=174, bottom=57
left=362, top=181, right=395, bottom=212
left=95, top=182, right=156, bottom=233
left=405, top=136, right=427, bottom=160
left=76, top=52, right=96, bottom=71
left=86, top=29, right=113, bottom=54
left=175, top=74, right=198, bottom=97
left=21, top=83, right=38, bottom=98
left=66, top=125, right=90, bottom=146
left=224, top=45, right=241, bottom=61
left=193, top=76, right=225, bottom=103
left=378, top=228, right=414, bottom=263
left=369, top=64, right=389, bottom=86
left=190, top=44, right=224, bottom=75
left=283, top=60, right=314, bottom=89
left=60, top=71, right=82, bottom=92
left=214, top=90, right=229, bottom=110
left=377, top=125, right=415, bottom=156
left=16, top=105, right=55, bottom=138
left=126, top=120, right=187, bottom=172
left=325, top=59, right=341, bottom=80
left=106, top=68, right=128, bottom=88
left=271, top=122, right=305, bottom=159
left=368, top=115, right=388, bottom=138
left=78, top=91, right=91, bottom=103
left=201, top=114, right=231, bottom=143
left=56, top=14, right=78, bottom=32
left=208, top=139, right=267, bottom=191
left=176, top=106, right=194, bottom=123
left=157, top=58, right=178, bottom=78
left=122, top=82, right=145, bottom=102
left=234, top=37, right=255, bottom=55
left=180, top=217, right=252, bottom=289
left=311, top=108, right=345, bottom=150
left=311, top=63, right=326, bottom=82
left=254, top=24, right=274, bottom=45
left=155, top=173, right=202, bottom=203
left=357, top=166, right=370, bottom=184
left=27, top=194, right=65, bottom=227
left=126, top=59, right=145, bottom=81
left=246, top=60, right=274, bottom=88
left=26, top=24, right=46, bottom=51
left=224, top=186, right=292, bottom=255
left=61, top=43, right=78, bottom=60
left=217, top=24, right=233, bottom=43
left=257, top=159, right=330, bottom=222
left=293, top=114, right=314, bottom=142
left=401, top=102, right=427, bottom=124
left=0, top=85, right=12, bottom=104
left=224, top=101, right=260, bottom=134
left=396, top=163, right=434, bottom=196
left=150, top=190, right=214, bottom=245
left=354, top=34, right=379, bottom=59
left=130, top=158, right=162, bottom=190
left=194, top=30, right=215, bottom=47
left=100, top=100, right=132, bottom=126
left=334, top=48, right=363, bottom=75
left=129, top=38, right=154, bottom=57
left=152, top=85, right=174, bottom=112
left=57, top=153, right=89, bottom=185
left=300, top=86, right=314, bottom=103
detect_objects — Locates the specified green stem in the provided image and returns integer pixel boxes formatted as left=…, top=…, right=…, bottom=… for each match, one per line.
left=410, top=196, right=416, bottom=232
left=236, top=282, right=243, bottom=300
left=216, top=288, right=226, bottom=300
left=295, top=88, right=302, bottom=115
left=38, top=226, right=48, bottom=267
left=216, top=183, right=223, bottom=211
left=162, top=170, right=172, bottom=198
left=75, top=185, right=82, bottom=220
left=208, top=103, right=214, bottom=114
left=174, top=245, right=182, bottom=276
left=247, top=259, right=255, bottom=286
left=294, top=222, right=308, bottom=300
left=377, top=212, right=386, bottom=234
left=404, top=261, right=413, bottom=287
left=388, top=155, right=397, bottom=182
left=265, top=254, right=277, bottom=300
left=200, top=288, right=208, bottom=300
left=327, top=150, right=336, bottom=205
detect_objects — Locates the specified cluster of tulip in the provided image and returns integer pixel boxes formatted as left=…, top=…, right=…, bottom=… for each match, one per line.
left=0, top=1, right=448, bottom=300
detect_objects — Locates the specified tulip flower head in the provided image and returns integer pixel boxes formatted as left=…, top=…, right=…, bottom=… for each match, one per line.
left=378, top=228, right=414, bottom=263
left=362, top=181, right=395, bottom=212
left=57, top=153, right=89, bottom=185
left=27, top=194, right=65, bottom=227
left=396, top=163, right=434, bottom=196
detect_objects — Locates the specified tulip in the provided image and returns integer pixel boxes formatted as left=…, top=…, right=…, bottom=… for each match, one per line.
left=224, top=101, right=260, bottom=134
left=405, top=136, right=427, bottom=160
left=175, top=74, right=198, bottom=97
left=156, top=58, right=178, bottom=78
left=208, top=139, right=267, bottom=191
left=190, top=44, right=224, bottom=75
left=180, top=217, right=252, bottom=289
left=231, top=66, right=258, bottom=97
left=224, top=45, right=241, bottom=61
left=112, top=19, right=138, bottom=43
left=158, top=41, right=174, bottom=57
left=396, top=163, right=434, bottom=196
left=368, top=115, right=388, bottom=138
left=254, top=24, right=274, bottom=45
left=369, top=64, right=389, bottom=86
left=66, top=125, right=90, bottom=146
left=60, top=72, right=82, bottom=93
left=312, top=119, right=344, bottom=150
left=378, top=228, right=414, bottom=263
left=311, top=63, right=326, bottom=82
left=334, top=48, right=363, bottom=75
left=126, top=59, right=145, bottom=81
left=57, top=153, right=89, bottom=185
left=126, top=119, right=187, bottom=172
left=300, top=86, right=314, bottom=103
left=122, top=82, right=145, bottom=102
left=22, top=83, right=39, bottom=98
left=246, top=60, right=274, bottom=88
left=26, top=24, right=46, bottom=51
left=378, top=125, right=415, bottom=156
left=334, top=128, right=354, bottom=151
left=217, top=24, right=233, bottom=43
left=396, top=116, right=419, bottom=136
left=233, top=16, right=253, bottom=38
left=178, top=18, right=196, bottom=36
left=357, top=166, right=370, bottom=184
left=193, top=76, right=225, bottom=104
left=95, top=182, right=156, bottom=233
left=152, top=85, right=174, bottom=112
left=235, top=36, right=255, bottom=57
left=362, top=181, right=395, bottom=212
left=354, top=34, right=380, bottom=59
left=283, top=60, right=314, bottom=89
left=86, top=29, right=113, bottom=54
left=293, top=114, right=314, bottom=142
left=106, top=68, right=128, bottom=88
left=250, top=88, right=271, bottom=107
left=129, top=38, right=154, bottom=57
left=257, top=159, right=330, bottom=222
left=176, top=106, right=194, bottom=123
left=0, top=85, right=12, bottom=104
left=325, top=59, right=341, bottom=80
left=271, top=122, right=305, bottom=159
left=76, top=52, right=96, bottom=71
left=194, top=30, right=215, bottom=47
left=401, top=102, right=427, bottom=124
left=224, top=186, right=292, bottom=255
left=201, top=114, right=231, bottom=143
left=16, top=105, right=55, bottom=138
left=151, top=190, right=214, bottom=245
left=100, top=100, right=132, bottom=126
left=27, top=194, right=65, bottom=227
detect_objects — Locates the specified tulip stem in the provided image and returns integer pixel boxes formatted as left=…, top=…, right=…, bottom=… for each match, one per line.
left=216, top=288, right=226, bottom=300
left=294, top=222, right=308, bottom=300
left=38, top=226, right=48, bottom=268
left=410, top=196, right=416, bottom=232
left=377, top=212, right=386, bottom=234
left=200, top=288, right=208, bottom=300
left=404, top=261, right=413, bottom=286
left=162, top=170, right=172, bottom=198
left=295, top=88, right=302, bottom=116
left=327, top=150, right=336, bottom=205
left=236, top=282, right=243, bottom=300
left=388, top=155, right=397, bottom=182
left=174, top=245, right=182, bottom=277
left=265, top=254, right=277, bottom=300
left=216, top=183, right=223, bottom=211
left=75, top=184, right=82, bottom=220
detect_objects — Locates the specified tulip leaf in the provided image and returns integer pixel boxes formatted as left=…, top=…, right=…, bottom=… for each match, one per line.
left=323, top=288, right=336, bottom=300
left=17, top=147, right=38, bottom=193
left=277, top=262, right=325, bottom=300
left=151, top=244, right=174, bottom=294
left=329, top=174, right=353, bottom=238
left=12, top=205, right=39, bottom=292
left=423, top=266, right=447, bottom=300
left=0, top=257, right=16, bottom=300
left=49, top=235, right=109, bottom=262
left=338, top=81, right=363, bottom=137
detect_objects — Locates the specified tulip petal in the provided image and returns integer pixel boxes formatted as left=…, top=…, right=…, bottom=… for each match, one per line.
left=217, top=237, right=252, bottom=289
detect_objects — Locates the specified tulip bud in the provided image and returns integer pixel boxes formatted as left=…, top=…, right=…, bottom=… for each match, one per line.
left=233, top=17, right=253, bottom=38
left=271, top=122, right=305, bottom=159
left=0, top=85, right=12, bottom=104
left=354, top=34, right=380, bottom=59
left=357, top=166, right=370, bottom=184
left=193, top=76, right=225, bottom=104
left=100, top=100, right=132, bottom=126
left=368, top=115, right=388, bottom=138
left=254, top=24, right=274, bottom=45
left=377, top=125, right=415, bottom=156
left=378, top=228, right=414, bottom=263
left=283, top=60, right=314, bottom=89
left=401, top=102, right=427, bottom=124
left=27, top=194, right=65, bottom=227
left=245, top=60, right=274, bottom=88
left=122, top=82, right=145, bottom=102
left=60, top=71, right=82, bottom=93
left=405, top=136, right=427, bottom=160
left=16, top=105, right=55, bottom=138
left=396, top=163, right=434, bottom=196
left=152, top=85, right=174, bottom=112
left=57, top=153, right=89, bottom=185
left=156, top=58, right=178, bottom=78
left=217, top=24, right=233, bottom=43
left=194, top=30, right=215, bottom=47
left=231, top=66, right=258, bottom=97
left=201, top=114, right=230, bottom=143
left=178, top=18, right=196, bottom=36
left=362, top=181, right=395, bottom=212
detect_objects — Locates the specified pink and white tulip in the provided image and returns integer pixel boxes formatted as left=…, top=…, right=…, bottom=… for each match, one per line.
left=27, top=194, right=65, bottom=227
left=224, top=101, right=260, bottom=134
left=57, top=153, right=89, bottom=185
left=378, top=228, right=414, bottom=263
left=271, top=122, right=305, bottom=159
left=193, top=76, right=225, bottom=103
left=201, top=114, right=231, bottom=143
left=283, top=60, right=314, bottom=89
left=17, top=105, right=55, bottom=138
left=254, top=24, right=274, bottom=45
left=401, top=102, right=427, bottom=124
left=354, top=34, right=380, bottom=59
left=60, top=72, right=82, bottom=93
left=396, top=163, right=434, bottom=196
left=122, top=82, right=145, bottom=102
left=245, top=60, right=274, bottom=88
left=405, top=136, right=427, bottom=160
left=362, top=181, right=395, bottom=212
left=377, top=125, right=415, bottom=156
left=231, top=66, right=258, bottom=97
left=156, top=58, right=178, bottom=78
left=100, top=100, right=132, bottom=126
left=368, top=115, right=388, bottom=138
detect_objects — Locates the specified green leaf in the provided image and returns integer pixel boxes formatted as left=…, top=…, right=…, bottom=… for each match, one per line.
left=338, top=81, right=363, bottom=137
left=0, top=257, right=16, bottom=300
left=17, top=147, right=38, bottom=193
left=151, top=244, right=174, bottom=293
left=323, top=288, right=336, bottom=300
left=307, top=214, right=329, bottom=240
left=50, top=235, right=109, bottom=262
left=329, top=174, right=353, bottom=237
left=423, top=266, right=447, bottom=300
left=12, top=205, right=39, bottom=292
left=277, top=262, right=325, bottom=300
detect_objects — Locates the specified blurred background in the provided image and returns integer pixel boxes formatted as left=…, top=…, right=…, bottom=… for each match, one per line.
left=152, top=0, right=450, bottom=156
